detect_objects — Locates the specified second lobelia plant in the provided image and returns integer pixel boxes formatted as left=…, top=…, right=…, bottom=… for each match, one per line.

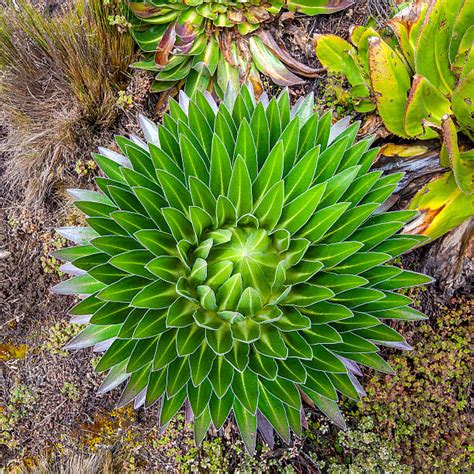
left=126, top=0, right=353, bottom=95
left=315, top=0, right=474, bottom=240
left=52, top=86, right=432, bottom=453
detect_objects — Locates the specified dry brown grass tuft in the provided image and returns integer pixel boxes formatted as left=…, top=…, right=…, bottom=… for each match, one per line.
left=367, top=0, right=398, bottom=23
left=14, top=451, right=118, bottom=473
left=0, top=0, right=136, bottom=203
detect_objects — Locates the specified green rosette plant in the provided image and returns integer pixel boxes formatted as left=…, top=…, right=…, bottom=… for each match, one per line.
left=314, top=0, right=474, bottom=240
left=126, top=0, right=353, bottom=95
left=52, top=86, right=432, bottom=453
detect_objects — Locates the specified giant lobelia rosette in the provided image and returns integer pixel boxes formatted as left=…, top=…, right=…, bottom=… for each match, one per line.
left=53, top=86, right=432, bottom=453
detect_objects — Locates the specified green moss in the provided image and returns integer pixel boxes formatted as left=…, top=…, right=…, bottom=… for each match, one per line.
left=116, top=90, right=134, bottom=109
left=148, top=415, right=295, bottom=473
left=74, top=158, right=98, bottom=177
left=0, top=384, right=37, bottom=450
left=351, top=299, right=471, bottom=470
left=40, top=232, right=67, bottom=275
left=327, top=417, right=410, bottom=473
left=42, top=321, right=83, bottom=357
left=60, top=382, right=80, bottom=401
left=315, top=75, right=356, bottom=119
left=303, top=415, right=409, bottom=473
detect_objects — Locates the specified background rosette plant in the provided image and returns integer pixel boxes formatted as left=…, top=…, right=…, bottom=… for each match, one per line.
left=126, top=0, right=353, bottom=95
left=52, top=86, right=432, bottom=453
left=314, top=0, right=474, bottom=241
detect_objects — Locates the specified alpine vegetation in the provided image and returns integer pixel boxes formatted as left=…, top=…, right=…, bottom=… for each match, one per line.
left=127, top=0, right=353, bottom=94
left=52, top=87, right=432, bottom=453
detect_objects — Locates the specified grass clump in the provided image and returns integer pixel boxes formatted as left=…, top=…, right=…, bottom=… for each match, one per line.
left=0, top=0, right=135, bottom=202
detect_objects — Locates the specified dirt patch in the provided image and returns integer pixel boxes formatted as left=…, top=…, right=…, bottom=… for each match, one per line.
left=0, top=197, right=108, bottom=463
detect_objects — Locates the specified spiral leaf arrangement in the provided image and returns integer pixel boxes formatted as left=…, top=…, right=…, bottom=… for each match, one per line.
left=127, top=0, right=354, bottom=94
left=53, top=87, right=432, bottom=453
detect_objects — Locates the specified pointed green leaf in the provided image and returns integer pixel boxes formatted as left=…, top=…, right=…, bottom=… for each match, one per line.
left=260, top=377, right=300, bottom=409
left=97, top=276, right=148, bottom=303
left=52, top=274, right=105, bottom=296
left=132, top=280, right=176, bottom=309
left=209, top=356, right=234, bottom=397
left=95, top=339, right=136, bottom=373
left=328, top=373, right=360, bottom=400
left=65, top=324, right=121, bottom=350
left=118, top=363, right=151, bottom=407
left=188, top=378, right=212, bottom=417
left=153, top=330, right=178, bottom=370
left=160, top=387, right=187, bottom=426
left=282, top=283, right=334, bottom=307
left=210, top=390, right=233, bottom=429
left=224, top=341, right=249, bottom=372
left=189, top=342, right=215, bottom=386
left=127, top=337, right=159, bottom=372
left=304, top=368, right=338, bottom=401
left=166, top=356, right=190, bottom=396
left=233, top=399, right=257, bottom=455
left=210, top=134, right=232, bottom=197
left=277, top=358, right=307, bottom=383
left=133, top=309, right=168, bottom=338
left=109, top=250, right=155, bottom=279
left=232, top=370, right=259, bottom=414
left=206, top=325, right=233, bottom=355
left=258, top=385, right=290, bottom=442
left=145, top=369, right=167, bottom=407
left=231, top=319, right=261, bottom=343
left=253, top=325, right=288, bottom=359
left=235, top=120, right=258, bottom=180
left=228, top=155, right=253, bottom=217
left=253, top=141, right=284, bottom=203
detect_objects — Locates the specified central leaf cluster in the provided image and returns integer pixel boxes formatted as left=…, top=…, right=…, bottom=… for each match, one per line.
left=186, top=224, right=283, bottom=328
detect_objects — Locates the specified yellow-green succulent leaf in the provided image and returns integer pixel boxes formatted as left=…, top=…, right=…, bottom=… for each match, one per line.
left=368, top=36, right=412, bottom=138
left=404, top=75, right=451, bottom=138
left=287, top=0, right=354, bottom=15
left=452, top=69, right=474, bottom=137
left=387, top=0, right=429, bottom=70
left=127, top=0, right=352, bottom=93
left=449, top=0, right=474, bottom=64
left=414, top=0, right=462, bottom=95
left=441, top=116, right=474, bottom=195
left=407, top=171, right=474, bottom=240
left=314, top=34, right=367, bottom=88
left=350, top=25, right=369, bottom=47
left=351, top=27, right=381, bottom=76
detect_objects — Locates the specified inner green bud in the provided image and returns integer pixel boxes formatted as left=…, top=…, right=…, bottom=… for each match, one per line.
left=189, top=224, right=282, bottom=324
